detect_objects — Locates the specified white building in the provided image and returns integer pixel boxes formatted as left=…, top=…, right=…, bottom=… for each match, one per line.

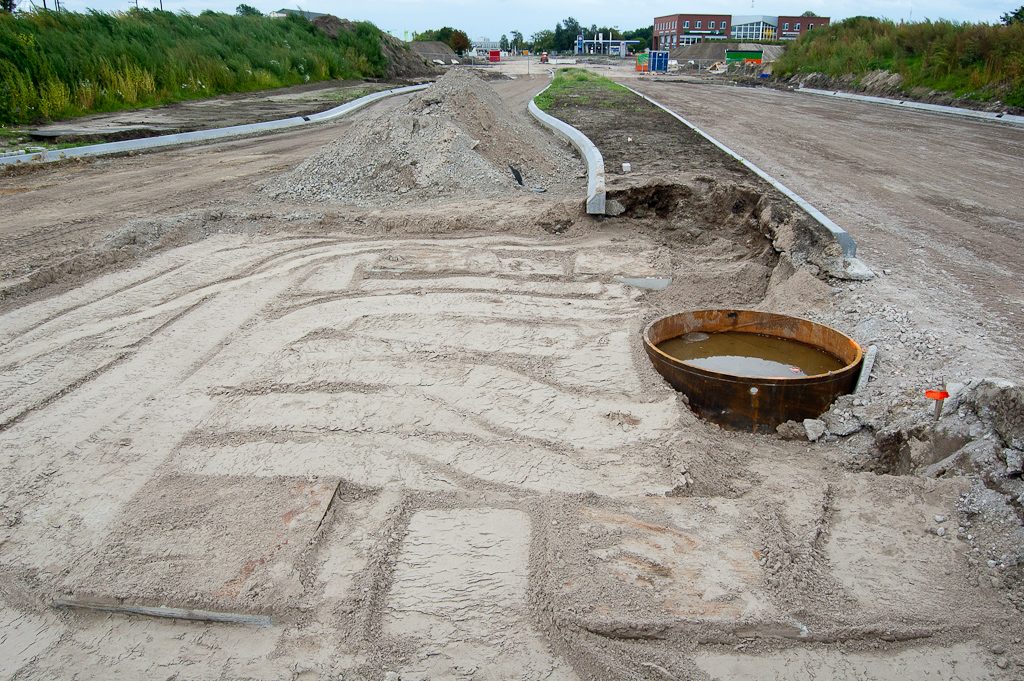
left=472, top=37, right=500, bottom=51
left=268, top=8, right=327, bottom=19
left=729, top=15, right=778, bottom=41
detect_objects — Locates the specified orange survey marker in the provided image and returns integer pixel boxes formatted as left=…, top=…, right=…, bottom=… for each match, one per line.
left=926, top=387, right=949, bottom=421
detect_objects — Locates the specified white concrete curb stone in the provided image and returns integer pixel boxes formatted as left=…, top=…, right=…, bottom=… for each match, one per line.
left=528, top=88, right=606, bottom=215
left=798, top=88, right=1024, bottom=128
left=1, top=84, right=430, bottom=166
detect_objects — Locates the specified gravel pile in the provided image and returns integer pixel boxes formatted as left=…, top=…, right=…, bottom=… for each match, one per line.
left=269, top=69, right=584, bottom=207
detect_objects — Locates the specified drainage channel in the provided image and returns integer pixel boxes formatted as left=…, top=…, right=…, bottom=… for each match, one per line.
left=1, top=84, right=428, bottom=167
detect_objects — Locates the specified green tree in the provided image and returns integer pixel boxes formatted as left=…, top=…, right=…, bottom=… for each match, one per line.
left=414, top=26, right=455, bottom=43
left=235, top=4, right=261, bottom=16
left=499, top=34, right=509, bottom=51
left=622, top=25, right=651, bottom=52
left=449, top=29, right=470, bottom=54
left=552, top=17, right=583, bottom=51
left=510, top=30, right=523, bottom=51
left=561, top=16, right=582, bottom=42
left=1, top=0, right=18, bottom=13
left=1002, top=5, right=1024, bottom=24
left=800, top=10, right=819, bottom=16
left=531, top=29, right=555, bottom=52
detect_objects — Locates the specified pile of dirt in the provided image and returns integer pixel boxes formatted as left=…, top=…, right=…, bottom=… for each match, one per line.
left=270, top=69, right=584, bottom=207
left=408, top=41, right=460, bottom=65
left=311, top=15, right=440, bottom=80
left=379, top=32, right=443, bottom=79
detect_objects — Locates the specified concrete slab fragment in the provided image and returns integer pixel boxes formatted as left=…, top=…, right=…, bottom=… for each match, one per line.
left=64, top=474, right=338, bottom=616
left=568, top=500, right=774, bottom=626
left=826, top=477, right=974, bottom=621
left=383, top=508, right=577, bottom=680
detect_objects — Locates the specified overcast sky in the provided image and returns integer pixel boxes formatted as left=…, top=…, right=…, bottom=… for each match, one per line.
left=30, top=0, right=1011, bottom=40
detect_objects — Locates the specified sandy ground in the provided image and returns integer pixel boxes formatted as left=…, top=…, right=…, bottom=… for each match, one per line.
left=20, top=81, right=395, bottom=143
left=2, top=64, right=1024, bottom=680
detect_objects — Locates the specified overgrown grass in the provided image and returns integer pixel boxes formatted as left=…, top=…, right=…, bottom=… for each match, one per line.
left=534, top=67, right=627, bottom=110
left=0, top=8, right=388, bottom=124
left=774, top=16, right=1024, bottom=107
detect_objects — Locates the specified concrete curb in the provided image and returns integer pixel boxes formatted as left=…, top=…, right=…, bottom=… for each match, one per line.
left=622, top=84, right=873, bottom=280
left=797, top=88, right=1024, bottom=128
left=528, top=87, right=606, bottom=215
left=1, top=84, right=429, bottom=167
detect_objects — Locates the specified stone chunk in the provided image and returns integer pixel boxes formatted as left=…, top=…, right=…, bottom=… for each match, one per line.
left=1005, top=449, right=1023, bottom=476
left=605, top=199, right=626, bottom=216
left=804, top=419, right=827, bottom=442
left=823, top=410, right=863, bottom=437
left=777, top=420, right=806, bottom=440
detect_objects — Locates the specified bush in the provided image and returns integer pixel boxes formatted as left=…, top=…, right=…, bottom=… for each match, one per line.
left=773, top=17, right=1024, bottom=106
left=0, top=8, right=389, bottom=124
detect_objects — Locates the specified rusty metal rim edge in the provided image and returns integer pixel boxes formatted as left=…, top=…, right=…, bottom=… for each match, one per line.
left=642, top=311, right=864, bottom=383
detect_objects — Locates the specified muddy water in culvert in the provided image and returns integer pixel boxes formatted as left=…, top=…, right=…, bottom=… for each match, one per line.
left=657, top=331, right=845, bottom=378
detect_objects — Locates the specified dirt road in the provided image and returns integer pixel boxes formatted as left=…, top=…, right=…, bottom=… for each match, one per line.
left=623, top=77, right=1024, bottom=381
left=1, top=117, right=355, bottom=293
left=1, top=68, right=1024, bottom=681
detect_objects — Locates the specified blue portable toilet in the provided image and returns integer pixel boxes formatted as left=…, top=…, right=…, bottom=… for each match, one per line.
left=650, top=51, right=669, bottom=73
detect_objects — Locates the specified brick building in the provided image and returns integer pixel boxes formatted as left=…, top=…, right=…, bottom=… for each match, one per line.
left=653, top=12, right=831, bottom=47
left=653, top=14, right=731, bottom=49
left=776, top=15, right=831, bottom=39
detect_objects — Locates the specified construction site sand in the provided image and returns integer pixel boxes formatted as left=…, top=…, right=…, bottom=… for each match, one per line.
left=0, top=70, right=1023, bottom=681
left=270, top=69, right=585, bottom=207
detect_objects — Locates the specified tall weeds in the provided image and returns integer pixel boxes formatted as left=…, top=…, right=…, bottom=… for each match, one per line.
left=0, top=9, right=388, bottom=124
left=774, top=16, right=1024, bottom=106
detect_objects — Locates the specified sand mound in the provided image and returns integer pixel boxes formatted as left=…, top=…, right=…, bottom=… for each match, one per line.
left=270, top=69, right=584, bottom=207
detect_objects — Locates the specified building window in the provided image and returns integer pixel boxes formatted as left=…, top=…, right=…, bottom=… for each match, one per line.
left=808, top=23, right=814, bottom=29
left=783, top=22, right=789, bottom=29
left=721, top=22, right=727, bottom=30
left=683, top=20, right=689, bottom=28
left=795, top=22, right=801, bottom=30
left=696, top=20, right=701, bottom=28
